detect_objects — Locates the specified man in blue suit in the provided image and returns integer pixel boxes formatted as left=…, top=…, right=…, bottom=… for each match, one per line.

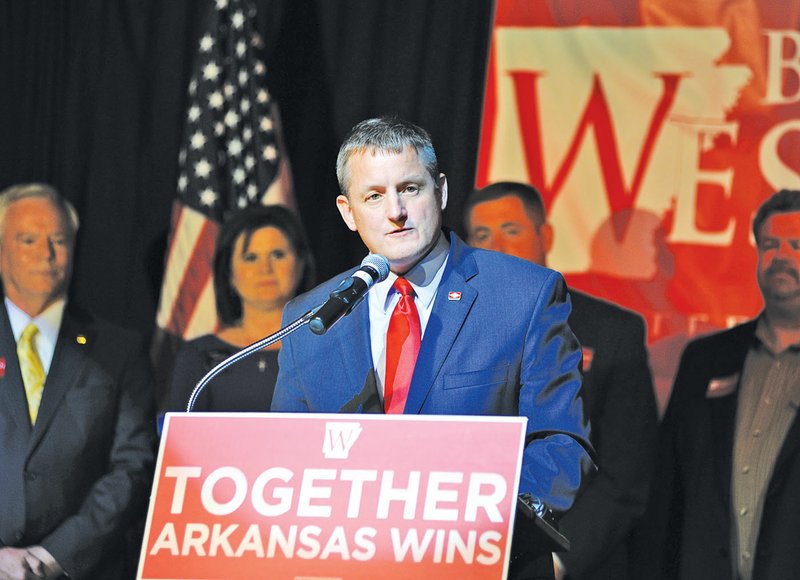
left=272, top=117, right=593, bottom=578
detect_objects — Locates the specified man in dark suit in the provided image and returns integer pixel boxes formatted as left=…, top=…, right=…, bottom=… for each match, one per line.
left=272, top=117, right=593, bottom=579
left=463, top=181, right=658, bottom=579
left=0, top=183, right=157, bottom=579
left=638, top=189, right=800, bottom=579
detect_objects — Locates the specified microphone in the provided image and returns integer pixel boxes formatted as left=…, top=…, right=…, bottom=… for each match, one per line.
left=309, top=254, right=390, bottom=335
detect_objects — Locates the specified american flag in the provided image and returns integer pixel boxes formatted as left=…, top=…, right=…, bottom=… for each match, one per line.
left=155, top=0, right=291, bottom=341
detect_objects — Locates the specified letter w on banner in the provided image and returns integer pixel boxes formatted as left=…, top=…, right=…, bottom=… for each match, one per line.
left=152, top=0, right=292, bottom=401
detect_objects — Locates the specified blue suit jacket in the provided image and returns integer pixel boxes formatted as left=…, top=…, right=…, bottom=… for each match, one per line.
left=273, top=232, right=592, bottom=511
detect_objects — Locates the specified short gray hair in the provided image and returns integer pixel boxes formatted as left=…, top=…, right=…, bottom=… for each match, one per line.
left=0, top=183, right=80, bottom=239
left=335, top=116, right=439, bottom=196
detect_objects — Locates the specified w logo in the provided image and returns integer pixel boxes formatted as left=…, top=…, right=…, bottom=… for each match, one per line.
left=322, top=422, right=363, bottom=459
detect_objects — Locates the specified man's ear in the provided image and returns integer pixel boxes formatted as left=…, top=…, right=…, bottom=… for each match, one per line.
left=540, top=222, right=554, bottom=255
left=336, top=195, right=358, bottom=232
left=437, top=174, right=448, bottom=210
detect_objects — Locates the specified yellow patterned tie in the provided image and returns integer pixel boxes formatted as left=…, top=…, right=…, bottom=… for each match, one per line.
left=18, top=323, right=45, bottom=424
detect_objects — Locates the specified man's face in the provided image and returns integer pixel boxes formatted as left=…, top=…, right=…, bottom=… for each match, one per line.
left=0, top=197, right=73, bottom=315
left=336, top=146, right=447, bottom=274
left=466, top=194, right=552, bottom=266
left=756, top=210, right=800, bottom=311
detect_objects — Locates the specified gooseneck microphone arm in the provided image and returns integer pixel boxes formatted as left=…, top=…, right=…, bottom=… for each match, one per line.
left=185, top=309, right=315, bottom=412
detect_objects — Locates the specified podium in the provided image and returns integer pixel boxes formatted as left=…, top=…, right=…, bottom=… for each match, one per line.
left=137, top=412, right=530, bottom=579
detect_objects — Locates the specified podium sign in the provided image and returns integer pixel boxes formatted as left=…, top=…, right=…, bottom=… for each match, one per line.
left=138, top=413, right=527, bottom=579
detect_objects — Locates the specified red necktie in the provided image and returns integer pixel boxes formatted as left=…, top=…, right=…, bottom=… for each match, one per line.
left=384, top=277, right=421, bottom=413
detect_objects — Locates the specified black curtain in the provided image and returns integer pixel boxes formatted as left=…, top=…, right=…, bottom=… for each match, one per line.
left=0, top=0, right=493, bottom=340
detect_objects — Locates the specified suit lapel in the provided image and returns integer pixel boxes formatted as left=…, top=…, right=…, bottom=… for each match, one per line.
left=29, top=312, right=92, bottom=448
left=768, top=410, right=800, bottom=498
left=0, top=306, right=31, bottom=435
left=404, top=237, right=478, bottom=414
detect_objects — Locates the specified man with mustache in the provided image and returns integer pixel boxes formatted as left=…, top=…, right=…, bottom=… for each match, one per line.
left=640, top=189, right=800, bottom=579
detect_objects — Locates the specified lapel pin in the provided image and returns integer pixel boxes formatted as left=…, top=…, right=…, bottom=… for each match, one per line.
left=581, top=347, right=594, bottom=372
left=0, top=357, right=5, bottom=378
left=706, top=373, right=739, bottom=398
left=76, top=335, right=87, bottom=345
left=448, top=291, right=462, bottom=301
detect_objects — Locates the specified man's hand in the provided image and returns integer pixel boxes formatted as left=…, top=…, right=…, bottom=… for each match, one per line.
left=25, top=547, right=63, bottom=580
left=553, top=552, right=566, bottom=580
left=0, top=547, right=45, bottom=580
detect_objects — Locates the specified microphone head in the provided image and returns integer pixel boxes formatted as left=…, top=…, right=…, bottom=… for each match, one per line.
left=361, top=253, right=390, bottom=283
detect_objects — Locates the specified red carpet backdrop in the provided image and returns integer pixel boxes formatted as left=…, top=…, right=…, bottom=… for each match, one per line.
left=477, top=0, right=800, bottom=410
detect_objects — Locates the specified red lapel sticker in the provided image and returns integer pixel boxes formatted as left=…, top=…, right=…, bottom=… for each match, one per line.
left=448, top=291, right=462, bottom=301
left=582, top=347, right=594, bottom=372
left=0, top=357, right=5, bottom=378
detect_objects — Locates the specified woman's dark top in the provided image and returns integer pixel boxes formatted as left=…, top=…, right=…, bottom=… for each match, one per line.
left=167, top=334, right=279, bottom=412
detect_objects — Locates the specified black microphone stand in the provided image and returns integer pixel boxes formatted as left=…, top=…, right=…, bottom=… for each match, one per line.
left=185, top=308, right=316, bottom=412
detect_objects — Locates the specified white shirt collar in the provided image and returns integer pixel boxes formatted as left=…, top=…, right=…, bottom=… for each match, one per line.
left=371, top=232, right=450, bottom=314
left=6, top=297, right=66, bottom=373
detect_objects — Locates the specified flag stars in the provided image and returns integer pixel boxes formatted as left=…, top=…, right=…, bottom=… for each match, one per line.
left=263, top=144, right=277, bottom=161
left=208, top=91, right=224, bottom=109
left=215, top=0, right=228, bottom=9
left=254, top=60, right=266, bottom=75
left=195, top=159, right=212, bottom=179
left=247, top=184, right=258, bottom=199
left=190, top=131, right=207, bottom=150
left=214, top=122, right=225, bottom=136
left=188, top=105, right=201, bottom=122
left=188, top=80, right=197, bottom=96
left=199, top=35, right=215, bottom=52
left=256, top=89, right=269, bottom=104
left=203, top=61, right=221, bottom=82
left=224, top=83, right=235, bottom=97
left=227, top=138, right=243, bottom=156
left=240, top=98, right=251, bottom=114
left=238, top=70, right=249, bottom=86
left=233, top=167, right=246, bottom=184
left=242, top=127, right=252, bottom=142
left=236, top=41, right=247, bottom=58
left=178, top=175, right=188, bottom=191
left=224, top=110, right=240, bottom=128
left=231, top=11, right=245, bottom=29
left=260, top=116, right=273, bottom=132
left=244, top=155, right=255, bottom=169
left=199, top=188, right=218, bottom=207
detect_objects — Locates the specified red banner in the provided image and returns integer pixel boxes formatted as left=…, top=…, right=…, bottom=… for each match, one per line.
left=138, top=413, right=526, bottom=579
left=478, top=1, right=800, bottom=410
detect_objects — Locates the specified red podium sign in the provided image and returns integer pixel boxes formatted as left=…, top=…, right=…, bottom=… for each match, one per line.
left=138, top=413, right=527, bottom=579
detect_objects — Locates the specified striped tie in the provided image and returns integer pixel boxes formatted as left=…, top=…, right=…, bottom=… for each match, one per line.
left=18, top=323, right=45, bottom=424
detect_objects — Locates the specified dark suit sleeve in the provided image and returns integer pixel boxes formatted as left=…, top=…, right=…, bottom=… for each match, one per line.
left=518, top=272, right=594, bottom=513
left=40, top=332, right=157, bottom=578
left=166, top=340, right=209, bottom=412
left=631, top=341, right=698, bottom=579
left=558, top=312, right=658, bottom=575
